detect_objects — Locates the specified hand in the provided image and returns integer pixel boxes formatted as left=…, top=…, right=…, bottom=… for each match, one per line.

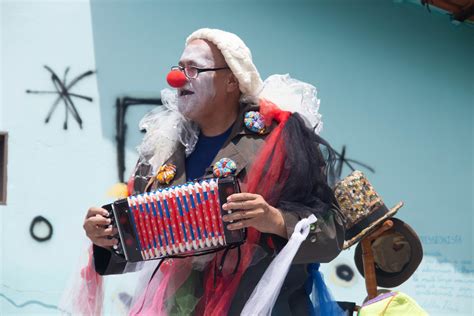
left=83, top=207, right=118, bottom=248
left=222, top=193, right=287, bottom=238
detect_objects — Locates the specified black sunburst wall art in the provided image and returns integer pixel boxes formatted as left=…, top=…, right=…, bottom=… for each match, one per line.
left=26, top=65, right=95, bottom=130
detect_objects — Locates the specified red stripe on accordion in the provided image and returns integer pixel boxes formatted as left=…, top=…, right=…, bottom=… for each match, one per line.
left=129, top=201, right=143, bottom=253
left=164, top=190, right=183, bottom=253
left=141, top=196, right=159, bottom=257
left=145, top=195, right=163, bottom=255
left=198, top=184, right=216, bottom=245
left=126, top=179, right=235, bottom=258
left=130, top=198, right=150, bottom=259
left=177, top=189, right=197, bottom=249
left=204, top=182, right=221, bottom=245
left=195, top=185, right=212, bottom=246
left=176, top=189, right=193, bottom=250
left=150, top=195, right=167, bottom=255
left=155, top=192, right=175, bottom=254
left=184, top=187, right=202, bottom=248
left=210, top=181, right=225, bottom=242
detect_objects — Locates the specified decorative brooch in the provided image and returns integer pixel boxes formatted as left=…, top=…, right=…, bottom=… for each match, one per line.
left=156, top=163, right=177, bottom=184
left=213, top=158, right=237, bottom=178
left=244, top=111, right=266, bottom=134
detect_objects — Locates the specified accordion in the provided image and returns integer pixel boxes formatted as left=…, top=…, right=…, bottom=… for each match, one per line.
left=103, top=177, right=246, bottom=262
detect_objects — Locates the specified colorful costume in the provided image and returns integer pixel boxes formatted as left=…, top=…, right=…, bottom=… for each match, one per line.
left=93, top=102, right=344, bottom=315
left=90, top=28, right=345, bottom=315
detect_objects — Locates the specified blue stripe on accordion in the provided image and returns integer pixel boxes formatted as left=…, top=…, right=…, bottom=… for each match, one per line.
left=175, top=192, right=188, bottom=243
left=189, top=192, right=207, bottom=238
left=183, top=193, right=200, bottom=240
left=145, top=194, right=162, bottom=248
left=138, top=199, right=155, bottom=249
left=181, top=189, right=196, bottom=241
left=162, top=197, right=176, bottom=245
left=201, top=189, right=214, bottom=237
left=128, top=200, right=144, bottom=253
left=154, top=193, right=170, bottom=246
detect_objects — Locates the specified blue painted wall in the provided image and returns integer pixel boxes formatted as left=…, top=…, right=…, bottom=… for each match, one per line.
left=0, top=0, right=472, bottom=314
left=89, top=0, right=473, bottom=313
left=1, top=1, right=116, bottom=314
left=90, top=0, right=473, bottom=244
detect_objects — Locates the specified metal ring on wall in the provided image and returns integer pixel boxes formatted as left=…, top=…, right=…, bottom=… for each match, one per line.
left=336, top=263, right=355, bottom=282
left=29, top=216, right=53, bottom=242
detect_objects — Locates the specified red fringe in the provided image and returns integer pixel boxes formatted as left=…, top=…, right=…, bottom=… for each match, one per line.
left=198, top=99, right=292, bottom=315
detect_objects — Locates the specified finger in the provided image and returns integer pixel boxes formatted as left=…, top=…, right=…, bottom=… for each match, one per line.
left=84, top=218, right=114, bottom=239
left=86, top=225, right=107, bottom=238
left=86, top=207, right=109, bottom=219
left=97, top=225, right=116, bottom=237
left=94, top=237, right=118, bottom=248
left=87, top=215, right=111, bottom=226
left=91, top=224, right=119, bottom=238
left=226, top=218, right=253, bottom=230
left=223, top=199, right=262, bottom=211
left=226, top=193, right=259, bottom=202
left=222, top=209, right=264, bottom=222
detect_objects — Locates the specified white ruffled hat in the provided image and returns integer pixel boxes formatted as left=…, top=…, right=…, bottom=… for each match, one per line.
left=186, top=28, right=263, bottom=97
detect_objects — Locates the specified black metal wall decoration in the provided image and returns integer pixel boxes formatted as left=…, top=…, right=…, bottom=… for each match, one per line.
left=313, top=123, right=374, bottom=180
left=336, top=263, right=355, bottom=282
left=29, top=215, right=53, bottom=242
left=116, top=97, right=162, bottom=183
left=26, top=66, right=95, bottom=130
left=334, top=145, right=375, bottom=178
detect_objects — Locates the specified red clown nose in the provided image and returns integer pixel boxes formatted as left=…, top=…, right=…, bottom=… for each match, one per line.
left=166, top=70, right=187, bottom=88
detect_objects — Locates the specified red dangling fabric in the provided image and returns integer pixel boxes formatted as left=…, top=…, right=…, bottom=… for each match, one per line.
left=131, top=99, right=294, bottom=316
left=197, top=99, right=293, bottom=315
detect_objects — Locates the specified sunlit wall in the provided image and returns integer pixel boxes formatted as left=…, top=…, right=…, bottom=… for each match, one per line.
left=1, top=0, right=473, bottom=315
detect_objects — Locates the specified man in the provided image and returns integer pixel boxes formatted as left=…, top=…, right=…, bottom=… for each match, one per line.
left=83, top=28, right=344, bottom=315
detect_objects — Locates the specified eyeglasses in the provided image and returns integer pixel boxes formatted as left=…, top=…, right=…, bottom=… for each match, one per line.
left=171, top=65, right=230, bottom=79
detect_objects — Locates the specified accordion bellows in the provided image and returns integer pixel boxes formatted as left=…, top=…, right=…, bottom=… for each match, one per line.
left=103, top=177, right=245, bottom=262
left=334, top=171, right=402, bottom=247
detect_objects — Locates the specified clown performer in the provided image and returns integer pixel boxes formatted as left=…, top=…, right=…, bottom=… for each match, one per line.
left=81, top=28, right=345, bottom=315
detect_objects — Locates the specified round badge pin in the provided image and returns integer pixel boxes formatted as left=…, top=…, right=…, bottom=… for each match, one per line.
left=213, top=158, right=237, bottom=178
left=244, top=111, right=266, bottom=134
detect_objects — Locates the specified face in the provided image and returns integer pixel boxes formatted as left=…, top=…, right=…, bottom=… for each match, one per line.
left=176, top=39, right=228, bottom=122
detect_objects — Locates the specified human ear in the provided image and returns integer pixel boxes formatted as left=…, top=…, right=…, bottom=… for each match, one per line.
left=226, top=73, right=239, bottom=93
